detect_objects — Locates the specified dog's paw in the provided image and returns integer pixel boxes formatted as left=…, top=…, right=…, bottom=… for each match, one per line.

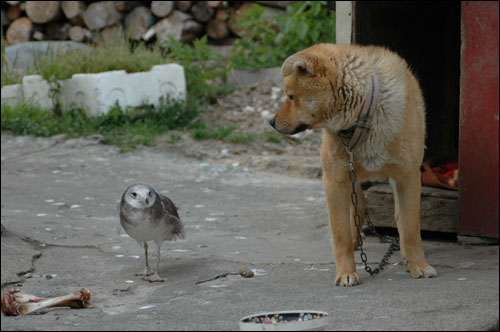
left=335, top=272, right=361, bottom=286
left=408, top=262, right=437, bottom=278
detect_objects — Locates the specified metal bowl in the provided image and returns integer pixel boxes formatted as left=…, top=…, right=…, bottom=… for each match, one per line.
left=239, top=310, right=329, bottom=331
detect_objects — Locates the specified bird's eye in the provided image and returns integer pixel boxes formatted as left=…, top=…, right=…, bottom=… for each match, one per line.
left=131, top=192, right=137, bottom=198
left=289, top=95, right=294, bottom=100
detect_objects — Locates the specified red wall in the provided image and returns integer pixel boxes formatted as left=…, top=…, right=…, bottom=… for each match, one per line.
left=459, top=2, right=499, bottom=238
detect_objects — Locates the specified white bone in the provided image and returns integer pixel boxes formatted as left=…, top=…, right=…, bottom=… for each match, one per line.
left=1, top=288, right=91, bottom=316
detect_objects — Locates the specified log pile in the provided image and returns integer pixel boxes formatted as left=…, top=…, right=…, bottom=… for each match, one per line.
left=1, top=1, right=291, bottom=46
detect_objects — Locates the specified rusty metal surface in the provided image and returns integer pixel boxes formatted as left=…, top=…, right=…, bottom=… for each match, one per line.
left=459, top=1, right=499, bottom=238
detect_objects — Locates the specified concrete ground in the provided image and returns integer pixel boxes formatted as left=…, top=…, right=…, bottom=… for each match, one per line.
left=1, top=133, right=499, bottom=331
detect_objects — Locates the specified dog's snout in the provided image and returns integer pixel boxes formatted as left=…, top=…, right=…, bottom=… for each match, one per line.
left=269, top=118, right=276, bottom=128
left=269, top=117, right=276, bottom=128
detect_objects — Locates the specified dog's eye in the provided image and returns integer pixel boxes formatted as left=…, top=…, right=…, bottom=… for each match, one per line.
left=131, top=192, right=137, bottom=198
left=289, top=95, right=294, bottom=100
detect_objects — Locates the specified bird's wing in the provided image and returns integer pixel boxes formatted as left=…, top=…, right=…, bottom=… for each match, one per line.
left=159, top=194, right=180, bottom=219
left=158, top=194, right=184, bottom=240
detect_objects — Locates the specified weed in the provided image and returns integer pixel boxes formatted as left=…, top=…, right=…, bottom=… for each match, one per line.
left=190, top=122, right=235, bottom=140
left=168, top=133, right=182, bottom=144
left=1, top=95, right=201, bottom=152
left=265, top=132, right=283, bottom=143
left=161, top=36, right=231, bottom=102
left=189, top=121, right=253, bottom=144
left=33, top=32, right=168, bottom=82
left=1, top=27, right=27, bottom=87
left=226, top=133, right=254, bottom=144
left=230, top=1, right=335, bottom=71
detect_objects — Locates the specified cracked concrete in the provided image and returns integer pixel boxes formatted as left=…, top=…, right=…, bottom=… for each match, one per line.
left=1, top=133, right=499, bottom=330
left=1, top=231, right=41, bottom=288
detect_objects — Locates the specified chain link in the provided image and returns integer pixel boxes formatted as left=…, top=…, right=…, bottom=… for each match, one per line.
left=347, top=150, right=400, bottom=276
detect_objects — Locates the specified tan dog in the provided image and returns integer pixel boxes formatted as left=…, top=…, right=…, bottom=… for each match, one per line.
left=270, top=44, right=437, bottom=286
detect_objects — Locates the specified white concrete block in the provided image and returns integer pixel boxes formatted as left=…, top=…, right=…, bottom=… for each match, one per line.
left=59, top=63, right=186, bottom=116
left=1, top=63, right=185, bottom=116
left=59, top=70, right=126, bottom=116
left=1, top=83, right=23, bottom=107
left=21, top=75, right=54, bottom=110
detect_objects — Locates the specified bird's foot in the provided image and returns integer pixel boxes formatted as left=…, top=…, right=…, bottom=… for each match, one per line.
left=135, top=267, right=154, bottom=277
left=142, top=272, right=165, bottom=282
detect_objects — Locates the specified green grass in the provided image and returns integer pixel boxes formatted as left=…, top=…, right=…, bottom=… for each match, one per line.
left=1, top=31, right=169, bottom=87
left=164, top=36, right=231, bottom=100
left=190, top=122, right=236, bottom=140
left=1, top=99, right=255, bottom=151
left=167, top=133, right=182, bottom=144
left=264, top=132, right=283, bottom=143
left=189, top=121, right=253, bottom=144
left=225, top=133, right=254, bottom=144
left=1, top=96, right=202, bottom=152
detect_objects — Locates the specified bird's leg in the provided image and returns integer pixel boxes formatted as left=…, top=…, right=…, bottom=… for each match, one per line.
left=143, top=242, right=165, bottom=282
left=136, top=242, right=153, bottom=276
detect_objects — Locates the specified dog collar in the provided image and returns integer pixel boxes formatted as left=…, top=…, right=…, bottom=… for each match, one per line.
left=338, top=73, right=380, bottom=152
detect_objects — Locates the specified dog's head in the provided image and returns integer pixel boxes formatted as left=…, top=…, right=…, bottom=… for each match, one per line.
left=269, top=44, right=354, bottom=135
left=269, top=47, right=335, bottom=135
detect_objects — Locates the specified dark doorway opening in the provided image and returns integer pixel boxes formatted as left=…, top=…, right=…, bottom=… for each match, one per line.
left=353, top=1, right=461, bottom=161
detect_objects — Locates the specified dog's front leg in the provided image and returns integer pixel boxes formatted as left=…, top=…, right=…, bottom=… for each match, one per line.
left=323, top=173, right=360, bottom=286
left=391, top=171, right=437, bottom=278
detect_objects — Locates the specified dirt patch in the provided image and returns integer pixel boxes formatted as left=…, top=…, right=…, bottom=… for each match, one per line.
left=157, top=81, right=324, bottom=179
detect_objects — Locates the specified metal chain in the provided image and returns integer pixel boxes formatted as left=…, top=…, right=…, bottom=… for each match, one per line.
left=346, top=150, right=400, bottom=276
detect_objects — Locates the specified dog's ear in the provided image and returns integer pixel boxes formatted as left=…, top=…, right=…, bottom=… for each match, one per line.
left=281, top=55, right=314, bottom=77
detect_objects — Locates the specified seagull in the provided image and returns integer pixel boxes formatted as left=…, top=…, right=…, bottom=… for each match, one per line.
left=119, top=184, right=184, bottom=282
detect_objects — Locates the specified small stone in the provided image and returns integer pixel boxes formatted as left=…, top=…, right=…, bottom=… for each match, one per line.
left=302, top=164, right=323, bottom=178
left=266, top=160, right=289, bottom=171
left=239, top=268, right=254, bottom=278
left=52, top=133, right=68, bottom=144
left=24, top=273, right=32, bottom=278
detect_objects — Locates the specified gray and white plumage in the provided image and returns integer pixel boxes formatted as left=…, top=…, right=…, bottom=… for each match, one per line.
left=119, top=184, right=184, bottom=282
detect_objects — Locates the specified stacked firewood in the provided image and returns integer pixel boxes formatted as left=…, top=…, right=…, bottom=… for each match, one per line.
left=1, top=1, right=290, bottom=46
